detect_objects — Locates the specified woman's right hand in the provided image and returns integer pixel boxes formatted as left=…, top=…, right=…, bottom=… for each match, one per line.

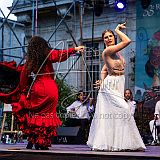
left=75, top=46, right=85, bottom=54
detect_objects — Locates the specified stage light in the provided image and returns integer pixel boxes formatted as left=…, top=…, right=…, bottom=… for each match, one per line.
left=115, top=0, right=126, bottom=11
left=94, top=0, right=104, bottom=17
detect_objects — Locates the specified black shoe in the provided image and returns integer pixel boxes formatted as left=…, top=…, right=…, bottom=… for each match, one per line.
left=35, top=143, right=40, bottom=150
left=26, top=142, right=33, bottom=149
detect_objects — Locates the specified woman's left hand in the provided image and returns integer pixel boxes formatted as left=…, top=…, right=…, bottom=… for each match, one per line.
left=93, top=80, right=102, bottom=90
left=115, top=22, right=126, bottom=31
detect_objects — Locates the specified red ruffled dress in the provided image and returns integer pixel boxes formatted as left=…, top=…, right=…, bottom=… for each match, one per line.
left=0, top=48, right=76, bottom=147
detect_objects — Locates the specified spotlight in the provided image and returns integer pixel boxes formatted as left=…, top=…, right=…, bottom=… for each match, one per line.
left=94, top=0, right=104, bottom=17
left=115, top=0, right=126, bottom=11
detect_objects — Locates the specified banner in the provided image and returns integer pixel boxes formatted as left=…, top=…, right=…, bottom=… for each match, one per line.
left=135, top=0, right=160, bottom=106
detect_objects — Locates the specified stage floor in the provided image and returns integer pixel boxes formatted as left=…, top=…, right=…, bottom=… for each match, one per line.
left=0, top=143, right=160, bottom=160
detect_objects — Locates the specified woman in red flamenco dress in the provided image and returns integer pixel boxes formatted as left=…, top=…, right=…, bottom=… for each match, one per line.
left=0, top=36, right=84, bottom=150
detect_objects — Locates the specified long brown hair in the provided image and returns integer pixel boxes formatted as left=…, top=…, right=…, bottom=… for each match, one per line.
left=26, top=36, right=51, bottom=73
left=102, top=29, right=117, bottom=44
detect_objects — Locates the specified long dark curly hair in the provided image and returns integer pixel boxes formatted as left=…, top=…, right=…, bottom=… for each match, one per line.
left=26, top=36, right=51, bottom=73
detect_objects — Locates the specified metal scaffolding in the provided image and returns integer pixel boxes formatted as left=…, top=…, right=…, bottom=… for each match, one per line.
left=0, top=0, right=104, bottom=96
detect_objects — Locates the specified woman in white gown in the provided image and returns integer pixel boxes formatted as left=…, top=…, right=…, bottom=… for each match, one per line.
left=87, top=23, right=146, bottom=151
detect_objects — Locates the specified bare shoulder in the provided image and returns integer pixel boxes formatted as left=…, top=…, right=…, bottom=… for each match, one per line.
left=103, top=45, right=118, bottom=56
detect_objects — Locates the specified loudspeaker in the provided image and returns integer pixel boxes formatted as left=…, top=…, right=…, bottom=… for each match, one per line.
left=56, top=127, right=80, bottom=136
left=52, top=127, right=81, bottom=144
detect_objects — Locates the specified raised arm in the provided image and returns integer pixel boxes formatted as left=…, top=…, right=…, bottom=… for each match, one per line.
left=104, top=22, right=131, bottom=55
left=48, top=46, right=84, bottom=63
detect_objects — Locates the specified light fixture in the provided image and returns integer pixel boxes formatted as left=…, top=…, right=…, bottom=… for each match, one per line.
left=115, top=0, right=126, bottom=11
left=94, top=0, right=105, bottom=17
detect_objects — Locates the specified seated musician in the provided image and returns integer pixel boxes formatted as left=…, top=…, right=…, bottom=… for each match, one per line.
left=66, top=90, right=94, bottom=143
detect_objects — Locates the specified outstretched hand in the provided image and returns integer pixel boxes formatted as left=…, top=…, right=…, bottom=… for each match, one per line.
left=75, top=46, right=85, bottom=54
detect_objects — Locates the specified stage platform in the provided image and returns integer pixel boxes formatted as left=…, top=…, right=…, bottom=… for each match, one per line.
left=0, top=143, right=160, bottom=160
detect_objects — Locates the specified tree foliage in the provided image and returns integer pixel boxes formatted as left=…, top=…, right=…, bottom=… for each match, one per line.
left=55, top=77, right=77, bottom=124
